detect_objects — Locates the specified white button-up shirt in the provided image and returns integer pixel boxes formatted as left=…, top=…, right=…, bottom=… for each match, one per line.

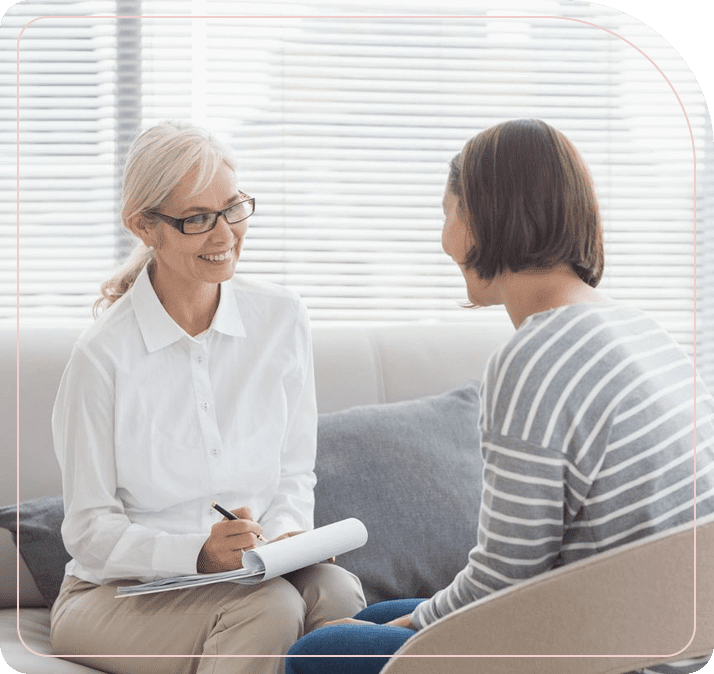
left=52, top=267, right=317, bottom=585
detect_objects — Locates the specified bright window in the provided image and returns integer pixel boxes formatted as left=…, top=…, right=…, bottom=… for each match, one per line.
left=3, top=1, right=712, bottom=386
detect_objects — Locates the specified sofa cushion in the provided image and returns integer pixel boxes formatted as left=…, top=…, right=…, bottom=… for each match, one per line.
left=0, top=496, right=70, bottom=608
left=314, top=381, right=483, bottom=605
left=0, top=382, right=483, bottom=610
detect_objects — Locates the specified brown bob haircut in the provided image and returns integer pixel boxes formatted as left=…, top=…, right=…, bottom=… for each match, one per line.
left=448, top=118, right=604, bottom=287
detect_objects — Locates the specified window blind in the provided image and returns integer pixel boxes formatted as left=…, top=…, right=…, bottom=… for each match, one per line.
left=3, top=0, right=710, bottom=384
left=3, top=2, right=118, bottom=321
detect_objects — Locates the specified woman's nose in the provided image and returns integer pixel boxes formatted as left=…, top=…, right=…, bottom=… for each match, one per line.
left=211, top=214, right=248, bottom=241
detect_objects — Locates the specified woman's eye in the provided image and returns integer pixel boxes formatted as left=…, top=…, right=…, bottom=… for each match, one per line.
left=185, top=214, right=211, bottom=226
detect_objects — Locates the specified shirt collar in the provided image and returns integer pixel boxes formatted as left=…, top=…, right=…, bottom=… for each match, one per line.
left=131, top=266, right=246, bottom=353
left=211, top=277, right=247, bottom=338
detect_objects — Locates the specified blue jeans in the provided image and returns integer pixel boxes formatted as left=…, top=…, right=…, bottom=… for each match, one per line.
left=285, top=599, right=426, bottom=674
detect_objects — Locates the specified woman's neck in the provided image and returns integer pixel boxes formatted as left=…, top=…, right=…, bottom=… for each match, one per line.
left=148, top=263, right=220, bottom=337
left=495, top=265, right=610, bottom=329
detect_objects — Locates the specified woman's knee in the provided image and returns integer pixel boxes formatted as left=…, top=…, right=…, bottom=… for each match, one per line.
left=286, top=624, right=413, bottom=674
left=289, top=562, right=362, bottom=596
left=287, top=563, right=366, bottom=630
left=49, top=578, right=114, bottom=654
left=355, top=599, right=426, bottom=624
left=220, top=577, right=307, bottom=642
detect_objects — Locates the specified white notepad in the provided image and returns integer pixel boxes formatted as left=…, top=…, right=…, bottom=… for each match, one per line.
left=115, top=518, right=368, bottom=598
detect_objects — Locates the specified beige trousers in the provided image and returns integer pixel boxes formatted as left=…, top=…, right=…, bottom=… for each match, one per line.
left=50, top=563, right=365, bottom=674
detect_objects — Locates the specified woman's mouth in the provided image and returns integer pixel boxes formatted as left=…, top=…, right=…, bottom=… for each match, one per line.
left=199, top=249, right=232, bottom=262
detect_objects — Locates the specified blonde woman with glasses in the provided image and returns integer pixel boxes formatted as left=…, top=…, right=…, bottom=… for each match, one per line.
left=49, top=121, right=365, bottom=674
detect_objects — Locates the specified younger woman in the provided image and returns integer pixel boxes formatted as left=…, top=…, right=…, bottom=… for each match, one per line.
left=285, top=119, right=714, bottom=674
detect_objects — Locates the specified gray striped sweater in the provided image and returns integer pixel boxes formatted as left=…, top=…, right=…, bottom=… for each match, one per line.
left=411, top=303, right=714, bottom=673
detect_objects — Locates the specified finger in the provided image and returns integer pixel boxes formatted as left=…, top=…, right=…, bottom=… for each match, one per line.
left=226, top=534, right=261, bottom=554
left=198, top=536, right=246, bottom=573
left=210, top=526, right=260, bottom=556
left=231, top=542, right=256, bottom=554
left=231, top=531, right=260, bottom=550
left=217, top=519, right=262, bottom=537
left=211, top=533, right=255, bottom=558
left=231, top=506, right=254, bottom=521
left=225, top=508, right=264, bottom=539
left=324, top=618, right=376, bottom=627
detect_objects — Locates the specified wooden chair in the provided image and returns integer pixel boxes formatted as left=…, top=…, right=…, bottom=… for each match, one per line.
left=382, top=518, right=714, bottom=674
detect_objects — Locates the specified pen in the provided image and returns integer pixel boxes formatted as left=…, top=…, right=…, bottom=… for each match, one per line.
left=211, top=500, right=268, bottom=542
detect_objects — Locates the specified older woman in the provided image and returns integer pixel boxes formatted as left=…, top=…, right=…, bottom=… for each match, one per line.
left=49, top=121, right=365, bottom=674
left=285, top=119, right=714, bottom=674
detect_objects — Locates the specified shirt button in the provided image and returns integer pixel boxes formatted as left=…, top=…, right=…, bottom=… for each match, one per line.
left=198, top=356, right=205, bottom=363
left=211, top=448, right=219, bottom=456
left=202, top=401, right=210, bottom=411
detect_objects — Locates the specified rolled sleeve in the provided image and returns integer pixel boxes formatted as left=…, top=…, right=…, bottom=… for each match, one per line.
left=411, top=434, right=568, bottom=628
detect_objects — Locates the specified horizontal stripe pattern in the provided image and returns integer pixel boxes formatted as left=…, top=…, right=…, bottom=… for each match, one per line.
left=412, top=304, right=714, bottom=674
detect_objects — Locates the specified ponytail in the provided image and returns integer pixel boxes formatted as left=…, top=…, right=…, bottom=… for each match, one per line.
left=94, top=243, right=154, bottom=317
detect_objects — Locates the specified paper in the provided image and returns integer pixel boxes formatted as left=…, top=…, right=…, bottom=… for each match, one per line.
left=115, top=518, right=368, bottom=598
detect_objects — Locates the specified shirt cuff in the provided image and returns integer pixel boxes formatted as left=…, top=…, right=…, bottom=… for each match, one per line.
left=152, top=532, right=208, bottom=576
left=409, top=601, right=433, bottom=630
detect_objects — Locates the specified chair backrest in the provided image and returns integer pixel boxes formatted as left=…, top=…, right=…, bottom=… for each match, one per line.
left=381, top=519, right=714, bottom=674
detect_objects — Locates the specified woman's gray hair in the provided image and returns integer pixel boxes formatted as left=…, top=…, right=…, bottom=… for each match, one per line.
left=94, top=121, right=237, bottom=315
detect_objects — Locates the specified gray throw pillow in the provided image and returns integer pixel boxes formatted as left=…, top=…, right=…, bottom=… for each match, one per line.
left=314, top=382, right=483, bottom=606
left=0, top=496, right=70, bottom=607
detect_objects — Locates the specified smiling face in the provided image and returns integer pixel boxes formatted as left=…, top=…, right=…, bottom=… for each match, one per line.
left=134, top=162, right=249, bottom=299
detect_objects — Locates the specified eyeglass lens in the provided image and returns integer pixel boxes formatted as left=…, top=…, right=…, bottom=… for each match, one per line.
left=183, top=200, right=254, bottom=234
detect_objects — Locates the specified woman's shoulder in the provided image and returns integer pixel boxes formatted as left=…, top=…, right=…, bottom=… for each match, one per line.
left=481, top=301, right=688, bottom=449
left=520, top=301, right=648, bottom=331
left=484, top=302, right=670, bottom=393
left=227, top=274, right=307, bottom=324
left=228, top=274, right=303, bottom=304
left=515, top=302, right=661, bottom=348
left=225, top=275, right=310, bottom=338
left=72, top=293, right=141, bottom=364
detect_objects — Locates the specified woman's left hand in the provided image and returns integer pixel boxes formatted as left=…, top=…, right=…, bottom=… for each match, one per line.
left=324, top=618, right=377, bottom=627
left=385, top=614, right=417, bottom=630
left=323, top=614, right=416, bottom=629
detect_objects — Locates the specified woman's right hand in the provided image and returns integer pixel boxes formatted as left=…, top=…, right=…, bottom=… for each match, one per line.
left=196, top=506, right=263, bottom=573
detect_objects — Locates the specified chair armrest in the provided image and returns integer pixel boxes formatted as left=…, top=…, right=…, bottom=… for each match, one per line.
left=381, top=520, right=714, bottom=674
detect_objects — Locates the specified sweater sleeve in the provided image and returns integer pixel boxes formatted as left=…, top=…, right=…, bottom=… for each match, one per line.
left=411, top=431, right=587, bottom=628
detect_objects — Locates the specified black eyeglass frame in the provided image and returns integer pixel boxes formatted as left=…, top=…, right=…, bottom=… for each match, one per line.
left=148, top=196, right=255, bottom=235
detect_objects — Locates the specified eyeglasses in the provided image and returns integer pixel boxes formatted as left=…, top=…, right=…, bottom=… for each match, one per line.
left=148, top=196, right=255, bottom=235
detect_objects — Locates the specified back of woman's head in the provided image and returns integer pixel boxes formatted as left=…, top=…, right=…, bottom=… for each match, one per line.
left=449, top=118, right=604, bottom=287
left=96, top=121, right=236, bottom=314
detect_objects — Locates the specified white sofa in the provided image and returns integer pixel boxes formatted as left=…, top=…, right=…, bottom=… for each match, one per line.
left=0, top=319, right=513, bottom=673
left=2, top=319, right=712, bottom=674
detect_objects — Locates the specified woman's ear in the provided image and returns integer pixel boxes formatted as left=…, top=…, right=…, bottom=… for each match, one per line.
left=127, top=213, right=159, bottom=248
